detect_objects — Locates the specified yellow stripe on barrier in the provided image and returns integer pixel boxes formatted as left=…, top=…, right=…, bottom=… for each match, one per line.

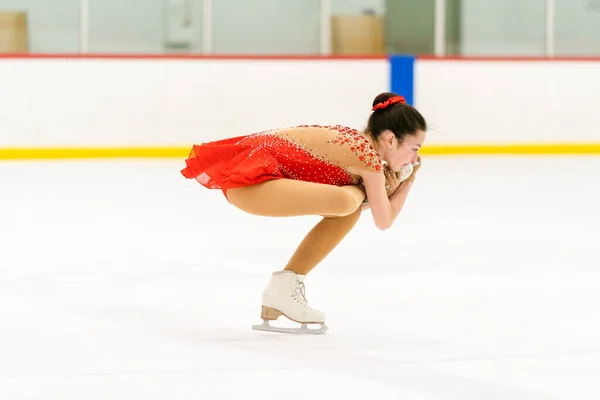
left=0, top=147, right=191, bottom=160
left=421, top=143, right=600, bottom=155
left=1, top=144, right=600, bottom=160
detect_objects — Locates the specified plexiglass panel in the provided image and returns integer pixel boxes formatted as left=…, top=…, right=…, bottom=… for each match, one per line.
left=554, top=0, right=600, bottom=56
left=87, top=0, right=204, bottom=53
left=211, top=0, right=321, bottom=55
left=331, top=0, right=384, bottom=15
left=0, top=0, right=81, bottom=52
left=384, top=0, right=435, bottom=55
left=5, top=0, right=600, bottom=57
left=459, top=0, right=547, bottom=56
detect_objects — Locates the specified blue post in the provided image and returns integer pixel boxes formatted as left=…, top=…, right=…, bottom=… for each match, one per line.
left=389, top=55, right=416, bottom=106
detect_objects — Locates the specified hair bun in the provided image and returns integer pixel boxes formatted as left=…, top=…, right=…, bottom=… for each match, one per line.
left=372, top=92, right=398, bottom=109
left=372, top=93, right=406, bottom=111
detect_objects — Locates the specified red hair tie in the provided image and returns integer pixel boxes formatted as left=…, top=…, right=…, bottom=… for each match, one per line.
left=372, top=95, right=406, bottom=111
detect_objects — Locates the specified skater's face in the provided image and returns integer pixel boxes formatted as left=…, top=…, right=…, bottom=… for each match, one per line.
left=379, top=130, right=426, bottom=172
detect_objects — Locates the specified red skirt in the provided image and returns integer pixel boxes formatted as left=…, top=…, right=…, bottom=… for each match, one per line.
left=180, top=133, right=356, bottom=194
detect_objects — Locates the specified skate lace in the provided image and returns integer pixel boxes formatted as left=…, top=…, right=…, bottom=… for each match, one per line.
left=292, top=279, right=313, bottom=309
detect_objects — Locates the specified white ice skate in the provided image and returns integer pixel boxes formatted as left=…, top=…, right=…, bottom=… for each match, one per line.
left=251, top=270, right=328, bottom=335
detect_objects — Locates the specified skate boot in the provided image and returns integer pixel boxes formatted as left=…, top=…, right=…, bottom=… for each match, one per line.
left=251, top=270, right=328, bottom=334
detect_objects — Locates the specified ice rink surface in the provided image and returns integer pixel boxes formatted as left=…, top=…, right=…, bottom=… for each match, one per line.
left=1, top=156, right=599, bottom=400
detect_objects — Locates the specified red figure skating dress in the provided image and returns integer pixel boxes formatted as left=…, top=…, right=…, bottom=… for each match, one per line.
left=180, top=125, right=383, bottom=196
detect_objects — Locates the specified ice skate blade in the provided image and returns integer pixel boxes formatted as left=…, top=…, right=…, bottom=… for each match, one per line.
left=251, top=320, right=328, bottom=335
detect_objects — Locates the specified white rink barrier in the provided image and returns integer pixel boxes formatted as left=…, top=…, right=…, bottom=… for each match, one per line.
left=0, top=56, right=599, bottom=158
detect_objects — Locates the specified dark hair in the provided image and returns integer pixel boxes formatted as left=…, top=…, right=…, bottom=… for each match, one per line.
left=366, top=92, right=427, bottom=143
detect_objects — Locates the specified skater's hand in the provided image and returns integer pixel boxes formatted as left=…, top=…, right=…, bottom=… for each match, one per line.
left=361, top=157, right=421, bottom=231
left=383, top=164, right=402, bottom=197
left=403, top=156, right=422, bottom=184
left=383, top=156, right=422, bottom=196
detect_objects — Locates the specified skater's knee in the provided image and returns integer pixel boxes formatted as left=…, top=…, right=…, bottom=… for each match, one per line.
left=347, top=205, right=362, bottom=222
left=328, top=186, right=364, bottom=217
left=324, top=202, right=362, bottom=220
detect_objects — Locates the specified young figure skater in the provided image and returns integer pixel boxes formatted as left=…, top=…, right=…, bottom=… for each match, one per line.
left=181, top=92, right=427, bottom=334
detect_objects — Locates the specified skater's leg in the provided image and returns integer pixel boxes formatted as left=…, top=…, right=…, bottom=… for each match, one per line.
left=227, top=179, right=365, bottom=333
left=227, top=179, right=363, bottom=275
left=225, top=178, right=365, bottom=218
left=283, top=207, right=361, bottom=275
left=227, top=179, right=364, bottom=275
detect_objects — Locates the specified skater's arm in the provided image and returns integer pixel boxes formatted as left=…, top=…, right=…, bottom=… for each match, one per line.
left=360, top=165, right=417, bottom=230
left=360, top=171, right=402, bottom=230
left=388, top=179, right=414, bottom=218
left=361, top=162, right=409, bottom=212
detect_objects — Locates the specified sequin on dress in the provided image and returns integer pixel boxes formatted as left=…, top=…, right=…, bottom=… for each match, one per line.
left=180, top=125, right=383, bottom=194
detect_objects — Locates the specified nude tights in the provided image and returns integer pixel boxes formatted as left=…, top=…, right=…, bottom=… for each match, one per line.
left=225, top=179, right=365, bottom=275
